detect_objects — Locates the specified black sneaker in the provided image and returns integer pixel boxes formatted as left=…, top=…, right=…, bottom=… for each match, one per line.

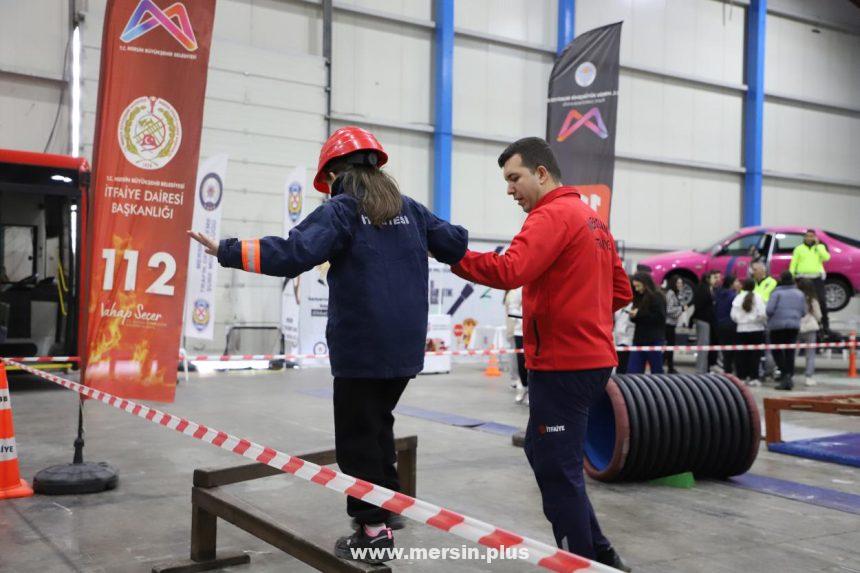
left=335, top=527, right=395, bottom=564
left=596, top=547, right=632, bottom=572
left=351, top=514, right=406, bottom=531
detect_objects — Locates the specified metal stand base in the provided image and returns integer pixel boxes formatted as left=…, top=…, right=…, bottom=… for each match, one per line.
left=33, top=462, right=118, bottom=495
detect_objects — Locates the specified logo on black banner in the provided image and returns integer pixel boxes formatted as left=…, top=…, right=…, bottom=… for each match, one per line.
left=556, top=107, right=608, bottom=142
left=575, top=62, right=597, bottom=87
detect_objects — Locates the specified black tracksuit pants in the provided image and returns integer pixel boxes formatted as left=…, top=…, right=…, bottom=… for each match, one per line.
left=524, top=367, right=614, bottom=559
left=334, top=377, right=410, bottom=525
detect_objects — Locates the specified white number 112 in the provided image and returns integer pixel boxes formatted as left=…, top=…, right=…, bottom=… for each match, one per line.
left=101, top=249, right=176, bottom=296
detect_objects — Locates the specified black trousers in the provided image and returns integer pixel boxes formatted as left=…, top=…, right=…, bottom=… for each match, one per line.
left=770, top=329, right=799, bottom=379
left=334, top=377, right=410, bottom=525
left=524, top=368, right=614, bottom=559
left=664, top=324, right=676, bottom=371
left=514, top=335, right=528, bottom=387
left=708, top=321, right=720, bottom=369
left=736, top=331, right=764, bottom=380
left=616, top=346, right=630, bottom=374
left=811, top=277, right=829, bottom=332
left=717, top=322, right=737, bottom=374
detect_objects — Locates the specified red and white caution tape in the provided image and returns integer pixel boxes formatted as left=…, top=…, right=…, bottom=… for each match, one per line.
left=7, top=337, right=856, bottom=364
left=2, top=358, right=619, bottom=573
left=4, top=356, right=80, bottom=363
left=617, top=340, right=856, bottom=352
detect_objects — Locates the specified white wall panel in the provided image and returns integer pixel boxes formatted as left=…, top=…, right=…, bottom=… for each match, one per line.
left=332, top=14, right=432, bottom=125
left=765, top=14, right=860, bottom=107
left=576, top=0, right=745, bottom=85
left=763, top=181, right=860, bottom=238
left=0, top=0, right=69, bottom=153
left=0, top=0, right=68, bottom=77
left=768, top=0, right=860, bottom=31
left=610, top=162, right=742, bottom=249
left=0, top=76, right=69, bottom=153
left=451, top=138, right=527, bottom=240
left=341, top=0, right=432, bottom=21
left=617, top=74, right=743, bottom=167
left=453, top=38, right=551, bottom=140
left=763, top=102, right=860, bottom=182
left=455, top=0, right=556, bottom=46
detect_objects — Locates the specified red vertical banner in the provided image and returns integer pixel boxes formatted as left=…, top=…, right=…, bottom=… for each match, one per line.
left=84, top=0, right=216, bottom=402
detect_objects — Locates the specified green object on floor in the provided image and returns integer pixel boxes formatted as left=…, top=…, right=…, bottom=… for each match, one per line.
left=649, top=472, right=695, bottom=489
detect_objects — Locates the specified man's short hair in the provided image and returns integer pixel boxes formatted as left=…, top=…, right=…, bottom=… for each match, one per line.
left=497, top=137, right=562, bottom=182
left=805, top=229, right=816, bottom=234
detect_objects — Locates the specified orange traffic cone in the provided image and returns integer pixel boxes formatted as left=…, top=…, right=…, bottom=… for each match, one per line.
left=484, top=350, right=502, bottom=378
left=848, top=331, right=857, bottom=379
left=0, top=362, right=34, bottom=500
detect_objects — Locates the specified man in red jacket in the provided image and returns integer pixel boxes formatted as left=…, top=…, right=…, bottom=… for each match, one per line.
left=453, top=137, right=632, bottom=571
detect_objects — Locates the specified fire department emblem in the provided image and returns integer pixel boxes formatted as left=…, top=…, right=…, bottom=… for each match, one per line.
left=192, top=299, right=210, bottom=331
left=118, top=96, right=182, bottom=170
left=199, top=173, right=223, bottom=211
left=288, top=181, right=302, bottom=223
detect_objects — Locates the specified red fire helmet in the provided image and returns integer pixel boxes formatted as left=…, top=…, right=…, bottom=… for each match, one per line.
left=313, top=126, right=389, bottom=193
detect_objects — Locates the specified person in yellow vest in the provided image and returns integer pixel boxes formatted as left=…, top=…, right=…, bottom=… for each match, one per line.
left=790, top=229, right=831, bottom=333
left=751, top=261, right=777, bottom=301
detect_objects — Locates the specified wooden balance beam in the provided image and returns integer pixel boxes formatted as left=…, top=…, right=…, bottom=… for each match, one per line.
left=763, top=394, right=860, bottom=444
left=152, top=435, right=418, bottom=573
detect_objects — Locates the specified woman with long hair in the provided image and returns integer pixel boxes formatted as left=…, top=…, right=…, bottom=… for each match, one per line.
left=189, top=126, right=468, bottom=563
left=628, top=271, right=667, bottom=374
left=731, top=278, right=767, bottom=386
left=796, top=278, right=823, bottom=386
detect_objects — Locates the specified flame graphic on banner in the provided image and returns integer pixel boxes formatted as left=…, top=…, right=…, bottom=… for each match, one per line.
left=87, top=235, right=137, bottom=364
left=88, top=291, right=135, bottom=364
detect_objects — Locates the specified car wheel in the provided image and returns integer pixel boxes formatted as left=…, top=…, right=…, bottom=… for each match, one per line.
left=667, top=273, right=696, bottom=306
left=824, top=277, right=852, bottom=312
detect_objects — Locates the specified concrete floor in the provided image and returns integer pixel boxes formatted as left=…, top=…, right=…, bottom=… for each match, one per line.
left=2, top=361, right=859, bottom=573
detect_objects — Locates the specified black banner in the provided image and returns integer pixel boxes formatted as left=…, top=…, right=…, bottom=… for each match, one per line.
left=547, top=22, right=621, bottom=225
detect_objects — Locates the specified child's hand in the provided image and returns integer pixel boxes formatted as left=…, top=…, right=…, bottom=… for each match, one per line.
left=187, top=230, right=219, bottom=256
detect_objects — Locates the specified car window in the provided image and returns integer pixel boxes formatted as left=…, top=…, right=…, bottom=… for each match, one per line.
left=697, top=232, right=737, bottom=254
left=825, top=231, right=860, bottom=249
left=773, top=233, right=804, bottom=254
left=720, top=233, right=765, bottom=256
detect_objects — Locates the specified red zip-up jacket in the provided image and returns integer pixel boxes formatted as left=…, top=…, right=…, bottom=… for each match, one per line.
left=453, top=186, right=632, bottom=371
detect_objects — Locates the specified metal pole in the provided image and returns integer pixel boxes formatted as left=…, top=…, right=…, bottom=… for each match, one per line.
left=557, top=0, right=575, bottom=54
left=323, top=0, right=333, bottom=136
left=432, top=0, right=454, bottom=220
left=743, top=0, right=767, bottom=226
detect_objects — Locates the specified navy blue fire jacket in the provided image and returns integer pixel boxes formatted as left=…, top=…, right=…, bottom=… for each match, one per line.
left=217, top=186, right=468, bottom=379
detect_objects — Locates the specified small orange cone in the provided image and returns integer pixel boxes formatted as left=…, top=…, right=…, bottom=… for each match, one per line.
left=484, top=350, right=502, bottom=378
left=0, top=362, right=34, bottom=500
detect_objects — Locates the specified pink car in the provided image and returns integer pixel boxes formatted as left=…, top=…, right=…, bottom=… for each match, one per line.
left=638, top=227, right=860, bottom=312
